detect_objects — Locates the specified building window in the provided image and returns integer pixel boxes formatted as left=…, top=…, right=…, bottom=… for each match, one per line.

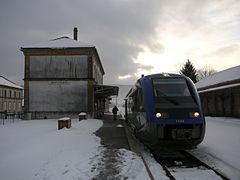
left=9, top=101, right=12, bottom=111
left=3, top=101, right=7, bottom=111
left=18, top=102, right=21, bottom=111
left=19, top=92, right=21, bottom=99
left=13, top=102, right=16, bottom=111
left=14, top=91, right=16, bottom=98
left=4, top=90, right=7, bottom=97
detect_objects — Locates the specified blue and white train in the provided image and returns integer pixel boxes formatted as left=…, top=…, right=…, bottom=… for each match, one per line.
left=125, top=73, right=205, bottom=149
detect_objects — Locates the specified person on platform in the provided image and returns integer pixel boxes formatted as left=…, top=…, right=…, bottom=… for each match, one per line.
left=112, top=106, right=118, bottom=121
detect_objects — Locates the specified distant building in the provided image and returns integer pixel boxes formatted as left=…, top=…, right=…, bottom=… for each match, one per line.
left=21, top=28, right=118, bottom=119
left=196, top=65, right=240, bottom=118
left=0, top=76, right=23, bottom=114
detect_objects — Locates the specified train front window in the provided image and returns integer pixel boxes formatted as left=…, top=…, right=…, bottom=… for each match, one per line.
left=152, top=78, right=197, bottom=107
left=153, top=78, right=192, bottom=97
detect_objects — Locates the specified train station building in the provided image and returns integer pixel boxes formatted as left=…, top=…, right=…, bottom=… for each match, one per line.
left=196, top=65, right=240, bottom=118
left=21, top=28, right=118, bottom=119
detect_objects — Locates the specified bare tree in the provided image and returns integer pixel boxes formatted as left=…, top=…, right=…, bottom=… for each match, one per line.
left=197, top=66, right=216, bottom=81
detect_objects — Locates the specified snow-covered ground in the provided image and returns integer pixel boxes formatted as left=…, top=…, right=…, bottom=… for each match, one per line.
left=189, top=117, right=240, bottom=180
left=0, top=116, right=239, bottom=180
left=0, top=118, right=161, bottom=180
left=0, top=119, right=104, bottom=180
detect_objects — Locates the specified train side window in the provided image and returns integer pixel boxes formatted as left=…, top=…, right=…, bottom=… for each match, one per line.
left=134, top=88, right=144, bottom=111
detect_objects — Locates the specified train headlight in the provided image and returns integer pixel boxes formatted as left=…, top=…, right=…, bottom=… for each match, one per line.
left=156, top=112, right=162, bottom=118
left=194, top=112, right=200, bottom=118
left=189, top=111, right=200, bottom=118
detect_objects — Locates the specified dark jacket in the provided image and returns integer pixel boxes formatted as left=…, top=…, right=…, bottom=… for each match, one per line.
left=112, top=106, right=118, bottom=114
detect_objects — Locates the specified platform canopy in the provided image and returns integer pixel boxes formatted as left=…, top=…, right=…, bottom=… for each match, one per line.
left=94, top=85, right=119, bottom=98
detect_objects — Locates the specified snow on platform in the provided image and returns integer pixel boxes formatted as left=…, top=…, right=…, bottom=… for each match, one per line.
left=0, top=118, right=161, bottom=180
left=0, top=117, right=239, bottom=179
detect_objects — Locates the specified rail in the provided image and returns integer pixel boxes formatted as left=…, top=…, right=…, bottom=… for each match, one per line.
left=151, top=149, right=230, bottom=180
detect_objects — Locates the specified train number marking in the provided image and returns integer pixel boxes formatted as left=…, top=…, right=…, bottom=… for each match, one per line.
left=176, top=120, right=185, bottom=123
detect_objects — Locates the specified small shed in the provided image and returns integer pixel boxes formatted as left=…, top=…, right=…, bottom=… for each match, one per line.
left=196, top=65, right=240, bottom=118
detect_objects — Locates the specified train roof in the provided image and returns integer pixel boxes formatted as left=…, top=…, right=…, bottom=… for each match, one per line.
left=139, top=73, right=184, bottom=81
left=125, top=73, right=185, bottom=98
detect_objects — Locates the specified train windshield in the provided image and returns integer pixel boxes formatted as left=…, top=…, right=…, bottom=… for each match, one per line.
left=152, top=78, right=197, bottom=107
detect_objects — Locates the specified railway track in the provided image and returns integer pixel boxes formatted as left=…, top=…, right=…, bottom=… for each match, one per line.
left=124, top=121, right=230, bottom=180
left=150, top=149, right=230, bottom=180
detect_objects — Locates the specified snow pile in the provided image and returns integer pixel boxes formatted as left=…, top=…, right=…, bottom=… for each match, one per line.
left=195, top=65, right=240, bottom=89
left=79, top=112, right=87, bottom=116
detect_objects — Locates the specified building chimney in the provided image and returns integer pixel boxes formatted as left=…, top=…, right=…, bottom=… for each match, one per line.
left=73, top=27, right=78, bottom=40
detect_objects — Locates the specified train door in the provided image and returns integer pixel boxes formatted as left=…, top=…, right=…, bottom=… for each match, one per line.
left=134, top=87, right=145, bottom=129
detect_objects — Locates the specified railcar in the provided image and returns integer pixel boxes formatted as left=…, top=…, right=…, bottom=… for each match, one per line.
left=125, top=73, right=205, bottom=149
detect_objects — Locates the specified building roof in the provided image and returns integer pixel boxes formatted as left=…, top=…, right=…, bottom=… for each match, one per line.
left=196, top=65, right=240, bottom=91
left=21, top=36, right=105, bottom=75
left=21, top=36, right=95, bottom=49
left=0, top=76, right=23, bottom=89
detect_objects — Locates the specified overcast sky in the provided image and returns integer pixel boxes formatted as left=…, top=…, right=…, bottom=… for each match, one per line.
left=0, top=0, right=240, bottom=85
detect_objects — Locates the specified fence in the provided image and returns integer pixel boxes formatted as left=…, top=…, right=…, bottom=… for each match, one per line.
left=0, top=111, right=23, bottom=125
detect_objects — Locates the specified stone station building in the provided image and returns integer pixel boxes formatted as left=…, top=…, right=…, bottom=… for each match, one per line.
left=21, top=28, right=118, bottom=119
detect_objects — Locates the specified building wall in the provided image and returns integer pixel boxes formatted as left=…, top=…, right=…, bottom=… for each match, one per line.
left=29, top=81, right=88, bottom=112
left=30, top=55, right=88, bottom=78
left=199, top=85, right=240, bottom=118
left=0, top=86, right=23, bottom=113
left=93, top=55, right=103, bottom=84
left=22, top=47, right=104, bottom=119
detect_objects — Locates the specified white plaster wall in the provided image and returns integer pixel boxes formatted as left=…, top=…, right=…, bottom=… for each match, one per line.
left=29, top=81, right=88, bottom=112
left=30, top=55, right=88, bottom=78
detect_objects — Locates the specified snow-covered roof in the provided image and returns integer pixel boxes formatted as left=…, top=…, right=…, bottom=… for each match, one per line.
left=21, top=36, right=95, bottom=49
left=196, top=65, right=240, bottom=90
left=0, top=76, right=23, bottom=89
left=198, top=83, right=240, bottom=93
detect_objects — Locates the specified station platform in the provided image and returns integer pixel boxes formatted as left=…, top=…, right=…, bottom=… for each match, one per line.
left=94, top=113, right=142, bottom=179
